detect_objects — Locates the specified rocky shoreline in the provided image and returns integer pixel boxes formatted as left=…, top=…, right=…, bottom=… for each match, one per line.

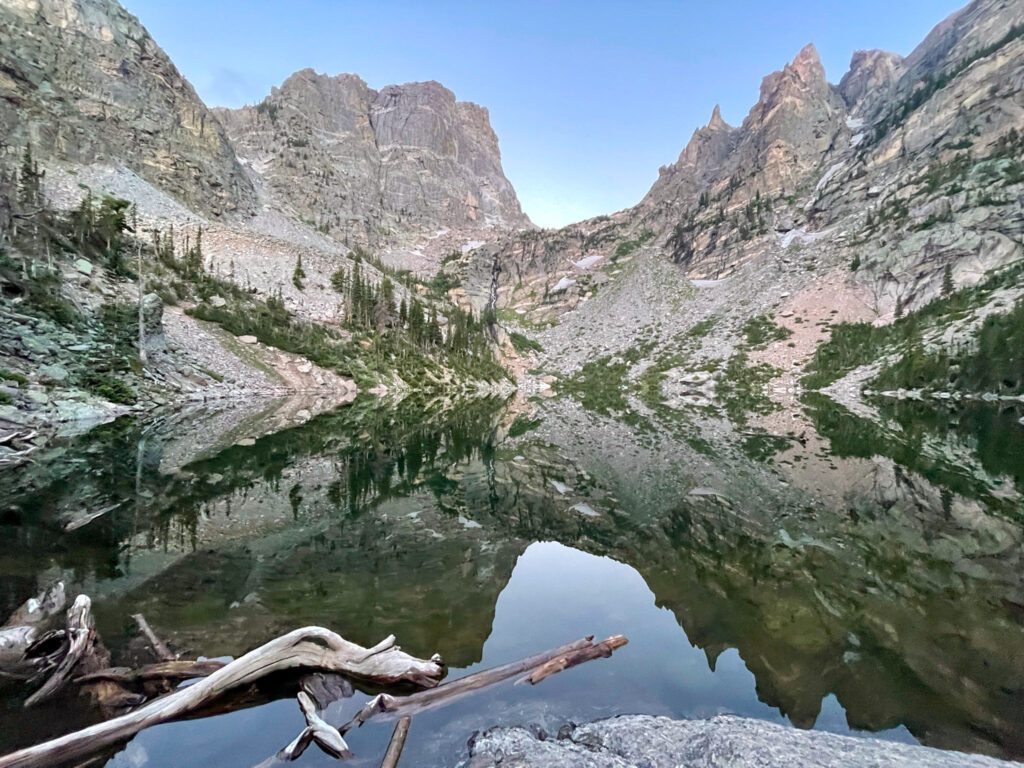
left=460, top=714, right=1016, bottom=767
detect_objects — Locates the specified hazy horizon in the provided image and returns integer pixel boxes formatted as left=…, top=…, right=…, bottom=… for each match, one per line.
left=124, top=0, right=965, bottom=228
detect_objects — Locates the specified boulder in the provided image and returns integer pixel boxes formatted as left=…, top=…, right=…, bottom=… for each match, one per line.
left=461, top=715, right=1014, bottom=768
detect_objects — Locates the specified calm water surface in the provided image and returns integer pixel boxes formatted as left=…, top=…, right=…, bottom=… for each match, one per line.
left=0, top=393, right=1022, bottom=766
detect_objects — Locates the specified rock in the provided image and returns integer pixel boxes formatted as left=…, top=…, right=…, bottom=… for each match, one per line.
left=38, top=364, right=69, bottom=384
left=0, top=0, right=254, bottom=216
left=294, top=409, right=312, bottom=422
left=461, top=715, right=1013, bottom=767
left=236, top=437, right=256, bottom=446
left=208, top=296, right=228, bottom=308
left=237, top=335, right=259, bottom=345
left=74, top=259, right=94, bottom=276
left=216, top=72, right=530, bottom=241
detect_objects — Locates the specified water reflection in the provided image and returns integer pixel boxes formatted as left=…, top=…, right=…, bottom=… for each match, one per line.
left=0, top=391, right=1021, bottom=765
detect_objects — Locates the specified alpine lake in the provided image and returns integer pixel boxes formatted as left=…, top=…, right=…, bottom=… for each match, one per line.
left=1, top=388, right=1022, bottom=767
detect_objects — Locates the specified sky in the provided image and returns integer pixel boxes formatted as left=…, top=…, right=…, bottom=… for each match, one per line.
left=124, top=0, right=965, bottom=228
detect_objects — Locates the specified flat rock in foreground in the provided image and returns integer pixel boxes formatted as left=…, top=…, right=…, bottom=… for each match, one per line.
left=461, top=715, right=1013, bottom=768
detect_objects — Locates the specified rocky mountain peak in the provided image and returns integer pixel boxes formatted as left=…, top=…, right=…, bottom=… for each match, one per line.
left=838, top=49, right=904, bottom=110
left=707, top=104, right=730, bottom=131
left=217, top=69, right=530, bottom=244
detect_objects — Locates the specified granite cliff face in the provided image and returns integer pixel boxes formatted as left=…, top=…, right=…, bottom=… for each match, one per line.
left=0, top=0, right=255, bottom=216
left=215, top=70, right=531, bottom=245
left=460, top=0, right=1022, bottom=337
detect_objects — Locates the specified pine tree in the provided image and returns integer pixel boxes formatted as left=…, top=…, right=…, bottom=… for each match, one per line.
left=292, top=254, right=306, bottom=290
left=941, top=264, right=954, bottom=298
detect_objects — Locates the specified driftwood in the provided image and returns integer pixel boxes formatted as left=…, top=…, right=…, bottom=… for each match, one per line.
left=344, top=635, right=627, bottom=732
left=131, top=614, right=175, bottom=662
left=519, top=634, right=628, bottom=684
left=0, top=627, right=444, bottom=768
left=24, top=597, right=95, bottom=707
left=279, top=691, right=352, bottom=761
left=0, top=583, right=67, bottom=679
left=380, top=716, right=411, bottom=768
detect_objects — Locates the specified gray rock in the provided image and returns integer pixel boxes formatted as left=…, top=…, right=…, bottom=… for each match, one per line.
left=461, top=715, right=1014, bottom=767
left=0, top=0, right=255, bottom=216
left=74, top=259, right=94, bottom=276
left=38, top=364, right=69, bottom=384
left=216, top=71, right=531, bottom=243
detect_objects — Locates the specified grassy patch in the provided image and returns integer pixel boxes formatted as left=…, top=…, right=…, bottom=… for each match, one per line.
left=742, top=315, right=792, bottom=348
left=718, top=352, right=779, bottom=426
left=508, top=415, right=542, bottom=438
left=509, top=331, right=543, bottom=355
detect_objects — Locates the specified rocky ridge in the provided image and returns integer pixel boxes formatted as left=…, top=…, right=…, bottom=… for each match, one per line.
left=215, top=70, right=531, bottom=248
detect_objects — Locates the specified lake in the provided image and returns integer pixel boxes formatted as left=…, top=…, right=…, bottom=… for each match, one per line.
left=0, top=391, right=1022, bottom=766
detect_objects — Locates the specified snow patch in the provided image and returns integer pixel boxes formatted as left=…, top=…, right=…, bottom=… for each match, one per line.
left=551, top=277, right=576, bottom=293
left=845, top=116, right=865, bottom=130
left=779, top=228, right=831, bottom=249
left=550, top=480, right=573, bottom=495
left=573, top=254, right=602, bottom=270
left=850, top=133, right=866, bottom=147
left=461, top=240, right=485, bottom=253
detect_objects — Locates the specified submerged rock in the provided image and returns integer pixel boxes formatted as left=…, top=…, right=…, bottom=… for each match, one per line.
left=461, top=715, right=1013, bottom=767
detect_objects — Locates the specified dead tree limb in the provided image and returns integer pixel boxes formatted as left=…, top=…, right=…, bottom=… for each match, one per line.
left=519, top=634, right=628, bottom=685
left=130, top=614, right=174, bottom=662
left=379, top=716, right=411, bottom=768
left=344, top=635, right=625, bottom=733
left=279, top=691, right=352, bottom=761
left=0, top=627, right=444, bottom=768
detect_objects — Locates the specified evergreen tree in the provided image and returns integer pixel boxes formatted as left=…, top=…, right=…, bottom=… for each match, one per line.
left=941, top=264, right=954, bottom=298
left=292, top=253, right=306, bottom=290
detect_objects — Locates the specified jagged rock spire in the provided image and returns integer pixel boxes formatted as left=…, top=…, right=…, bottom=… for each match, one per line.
left=707, top=104, right=729, bottom=131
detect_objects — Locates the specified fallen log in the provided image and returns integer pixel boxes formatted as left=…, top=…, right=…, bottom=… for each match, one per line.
left=0, top=627, right=444, bottom=768
left=344, top=635, right=626, bottom=732
left=379, top=716, right=411, bottom=768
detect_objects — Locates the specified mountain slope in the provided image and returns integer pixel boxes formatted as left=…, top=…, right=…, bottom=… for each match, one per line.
left=0, top=0, right=255, bottom=217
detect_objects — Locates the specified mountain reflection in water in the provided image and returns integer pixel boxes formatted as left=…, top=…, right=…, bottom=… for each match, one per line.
left=0, top=392, right=1021, bottom=766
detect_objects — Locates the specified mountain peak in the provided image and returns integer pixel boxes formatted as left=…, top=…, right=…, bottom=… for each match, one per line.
left=707, top=104, right=729, bottom=130
left=788, top=43, right=825, bottom=82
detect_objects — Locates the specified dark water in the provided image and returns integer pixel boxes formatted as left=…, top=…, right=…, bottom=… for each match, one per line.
left=0, top=393, right=1022, bottom=766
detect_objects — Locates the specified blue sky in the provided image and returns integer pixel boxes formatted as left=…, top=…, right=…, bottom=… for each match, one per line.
left=124, top=1, right=965, bottom=228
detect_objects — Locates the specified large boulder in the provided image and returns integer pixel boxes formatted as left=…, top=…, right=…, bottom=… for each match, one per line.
left=461, top=715, right=1014, bottom=768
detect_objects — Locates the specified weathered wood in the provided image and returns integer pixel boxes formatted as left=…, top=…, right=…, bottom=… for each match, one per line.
left=279, top=691, right=351, bottom=761
left=380, top=716, right=411, bottom=768
left=0, top=583, right=67, bottom=678
left=0, top=627, right=444, bottom=768
left=344, top=635, right=624, bottom=732
left=519, top=634, right=628, bottom=685
left=75, top=659, right=225, bottom=687
left=24, top=596, right=95, bottom=707
left=130, top=614, right=174, bottom=662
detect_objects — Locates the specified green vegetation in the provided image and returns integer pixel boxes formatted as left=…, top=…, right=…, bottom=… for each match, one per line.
left=742, top=315, right=792, bottom=348
left=0, top=368, right=28, bottom=386
left=718, top=352, right=779, bottom=426
left=803, top=260, right=1024, bottom=392
left=291, top=254, right=306, bottom=290
left=685, top=317, right=718, bottom=338
left=508, top=331, right=542, bottom=355
left=611, top=230, right=654, bottom=263
left=507, top=415, right=542, bottom=438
